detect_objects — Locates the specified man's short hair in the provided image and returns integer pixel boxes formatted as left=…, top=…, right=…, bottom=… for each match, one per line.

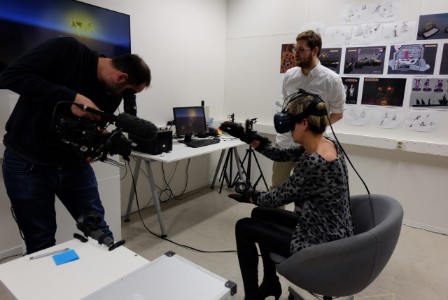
left=296, top=30, right=322, bottom=56
left=112, top=54, right=151, bottom=87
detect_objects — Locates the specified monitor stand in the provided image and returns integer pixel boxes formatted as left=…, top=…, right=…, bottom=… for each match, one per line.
left=183, top=133, right=193, bottom=142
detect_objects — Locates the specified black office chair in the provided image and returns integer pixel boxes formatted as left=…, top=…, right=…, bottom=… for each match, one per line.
left=271, top=194, right=404, bottom=300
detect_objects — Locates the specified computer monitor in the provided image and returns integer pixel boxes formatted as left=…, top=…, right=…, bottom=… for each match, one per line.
left=172, top=106, right=207, bottom=142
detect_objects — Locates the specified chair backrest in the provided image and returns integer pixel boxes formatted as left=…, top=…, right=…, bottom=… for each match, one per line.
left=275, top=194, right=404, bottom=297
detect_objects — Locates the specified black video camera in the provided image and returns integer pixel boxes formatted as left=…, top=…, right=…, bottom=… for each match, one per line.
left=52, top=114, right=132, bottom=163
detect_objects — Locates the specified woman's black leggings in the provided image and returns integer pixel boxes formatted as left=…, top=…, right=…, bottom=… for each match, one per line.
left=235, top=206, right=299, bottom=296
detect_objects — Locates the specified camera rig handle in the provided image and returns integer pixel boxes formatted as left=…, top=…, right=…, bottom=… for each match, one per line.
left=76, top=214, right=126, bottom=251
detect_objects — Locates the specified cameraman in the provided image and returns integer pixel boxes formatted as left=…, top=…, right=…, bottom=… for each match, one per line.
left=0, top=37, right=151, bottom=254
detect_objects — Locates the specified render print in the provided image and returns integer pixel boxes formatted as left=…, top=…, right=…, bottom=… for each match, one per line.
left=319, top=48, right=342, bottom=74
left=342, top=77, right=360, bottom=104
left=344, top=46, right=386, bottom=75
left=387, top=43, right=437, bottom=75
left=361, top=77, right=406, bottom=107
left=410, top=78, right=448, bottom=109
left=416, top=13, right=448, bottom=40
left=280, top=44, right=295, bottom=73
left=440, top=43, right=448, bottom=75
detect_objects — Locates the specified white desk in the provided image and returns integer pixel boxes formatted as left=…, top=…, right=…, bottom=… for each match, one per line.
left=0, top=239, right=149, bottom=300
left=125, top=137, right=245, bottom=237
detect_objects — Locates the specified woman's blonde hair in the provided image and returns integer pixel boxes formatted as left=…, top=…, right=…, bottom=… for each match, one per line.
left=287, top=93, right=328, bottom=134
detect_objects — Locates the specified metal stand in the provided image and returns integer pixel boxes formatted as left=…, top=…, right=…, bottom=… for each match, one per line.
left=217, top=145, right=268, bottom=192
left=218, top=148, right=240, bottom=193
left=124, top=158, right=167, bottom=237
left=232, top=146, right=269, bottom=191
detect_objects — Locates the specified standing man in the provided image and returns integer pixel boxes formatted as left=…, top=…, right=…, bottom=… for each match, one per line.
left=272, top=30, right=345, bottom=190
left=0, top=36, right=151, bottom=254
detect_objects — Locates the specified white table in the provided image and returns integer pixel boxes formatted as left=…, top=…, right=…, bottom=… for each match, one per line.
left=0, top=239, right=149, bottom=300
left=85, top=251, right=236, bottom=300
left=0, top=240, right=237, bottom=300
left=124, top=136, right=245, bottom=237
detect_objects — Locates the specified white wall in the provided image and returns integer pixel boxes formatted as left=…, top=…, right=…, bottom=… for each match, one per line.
left=225, top=0, right=448, bottom=233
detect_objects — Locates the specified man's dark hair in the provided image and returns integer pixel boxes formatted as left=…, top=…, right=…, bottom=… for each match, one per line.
left=112, top=54, right=151, bottom=87
left=296, top=30, right=322, bottom=56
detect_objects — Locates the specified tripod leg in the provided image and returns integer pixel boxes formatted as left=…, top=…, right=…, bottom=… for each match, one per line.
left=237, top=147, right=254, bottom=189
left=211, top=149, right=226, bottom=189
left=232, top=149, right=249, bottom=187
left=246, top=148, right=252, bottom=183
left=250, top=150, right=269, bottom=191
left=219, top=149, right=233, bottom=193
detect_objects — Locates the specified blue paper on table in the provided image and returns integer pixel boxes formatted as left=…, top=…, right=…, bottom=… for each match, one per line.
left=53, top=249, right=79, bottom=265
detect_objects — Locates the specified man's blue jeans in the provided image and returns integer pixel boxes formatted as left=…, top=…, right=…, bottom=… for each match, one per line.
left=2, top=149, right=113, bottom=254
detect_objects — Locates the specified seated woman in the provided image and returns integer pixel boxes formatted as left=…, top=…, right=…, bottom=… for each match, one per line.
left=227, top=91, right=353, bottom=300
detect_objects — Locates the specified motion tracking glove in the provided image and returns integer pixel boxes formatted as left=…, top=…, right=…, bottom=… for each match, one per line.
left=228, top=188, right=261, bottom=205
left=219, top=121, right=271, bottom=147
left=219, top=121, right=248, bottom=142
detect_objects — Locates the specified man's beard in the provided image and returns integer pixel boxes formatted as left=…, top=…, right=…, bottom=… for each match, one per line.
left=296, top=54, right=313, bottom=69
left=104, top=82, right=125, bottom=96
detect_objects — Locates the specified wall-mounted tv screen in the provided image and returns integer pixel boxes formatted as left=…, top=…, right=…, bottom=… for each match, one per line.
left=0, top=0, right=131, bottom=73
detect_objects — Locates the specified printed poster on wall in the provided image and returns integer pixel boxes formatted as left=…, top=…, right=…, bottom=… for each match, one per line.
left=361, top=77, right=406, bottom=107
left=387, top=43, right=438, bottom=75
left=344, top=46, right=386, bottom=75
left=341, top=1, right=400, bottom=24
left=280, top=44, right=295, bottom=73
left=409, top=77, right=448, bottom=109
left=405, top=109, right=440, bottom=132
left=417, top=13, right=448, bottom=40
left=343, top=106, right=405, bottom=129
left=440, top=44, right=448, bottom=75
left=342, top=77, right=360, bottom=104
left=319, top=48, right=342, bottom=74
left=382, top=20, right=417, bottom=44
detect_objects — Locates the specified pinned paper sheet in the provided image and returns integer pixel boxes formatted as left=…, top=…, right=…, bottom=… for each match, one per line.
left=53, top=249, right=79, bottom=265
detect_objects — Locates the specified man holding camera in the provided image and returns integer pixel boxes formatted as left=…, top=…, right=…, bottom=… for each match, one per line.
left=0, top=37, right=151, bottom=254
left=272, top=30, right=345, bottom=190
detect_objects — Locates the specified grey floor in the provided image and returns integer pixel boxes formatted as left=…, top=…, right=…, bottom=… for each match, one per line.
left=122, top=187, right=448, bottom=300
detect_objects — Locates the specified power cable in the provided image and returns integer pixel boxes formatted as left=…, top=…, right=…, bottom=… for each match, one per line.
left=126, top=160, right=237, bottom=254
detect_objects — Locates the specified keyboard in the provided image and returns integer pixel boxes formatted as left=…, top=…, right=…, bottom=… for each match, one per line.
left=183, top=138, right=220, bottom=148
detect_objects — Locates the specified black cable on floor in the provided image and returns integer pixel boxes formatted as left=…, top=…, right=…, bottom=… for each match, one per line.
left=126, top=160, right=237, bottom=254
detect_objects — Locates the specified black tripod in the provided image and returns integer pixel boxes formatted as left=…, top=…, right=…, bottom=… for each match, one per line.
left=217, top=117, right=269, bottom=192
left=232, top=145, right=269, bottom=191
left=218, top=147, right=239, bottom=193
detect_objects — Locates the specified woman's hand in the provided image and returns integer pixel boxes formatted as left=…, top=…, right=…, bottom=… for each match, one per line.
left=228, top=188, right=260, bottom=204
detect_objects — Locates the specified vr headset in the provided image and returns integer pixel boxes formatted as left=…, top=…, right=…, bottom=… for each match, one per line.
left=274, top=88, right=328, bottom=134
